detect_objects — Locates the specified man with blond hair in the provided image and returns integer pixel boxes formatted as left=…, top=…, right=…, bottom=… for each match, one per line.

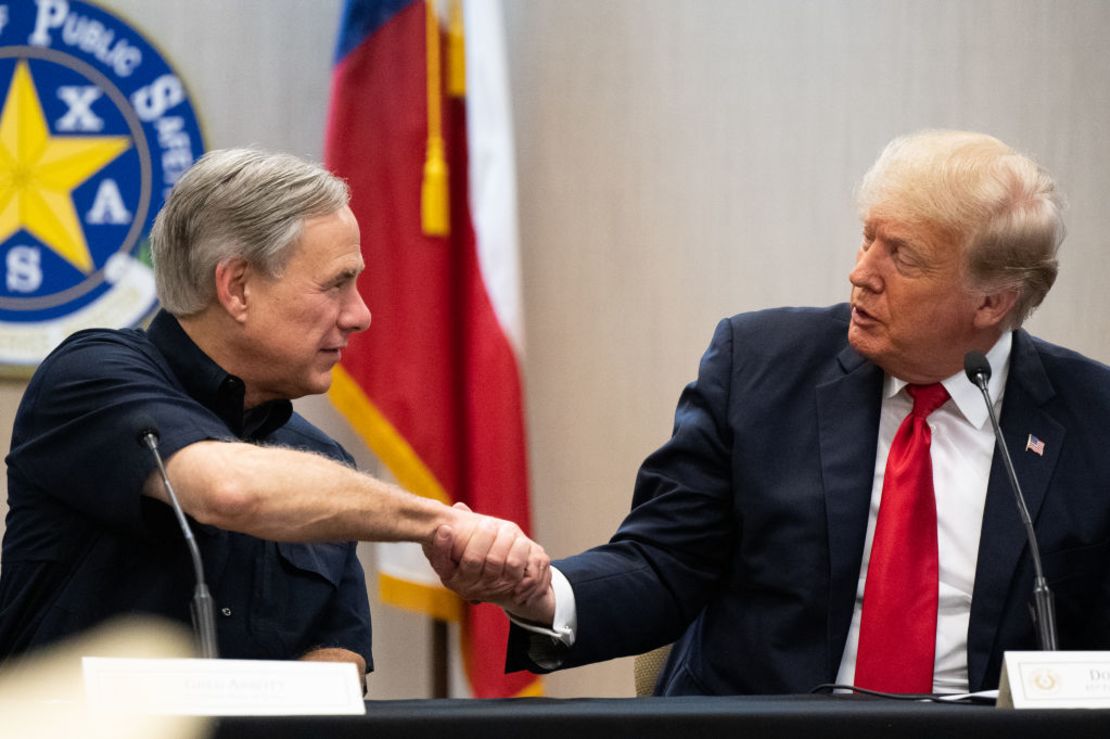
left=430, top=130, right=1110, bottom=695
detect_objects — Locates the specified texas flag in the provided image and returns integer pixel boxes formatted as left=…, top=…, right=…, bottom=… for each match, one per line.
left=323, top=0, right=538, bottom=697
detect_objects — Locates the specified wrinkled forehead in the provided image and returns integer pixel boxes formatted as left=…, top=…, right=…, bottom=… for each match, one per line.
left=862, top=211, right=972, bottom=270
left=863, top=201, right=968, bottom=251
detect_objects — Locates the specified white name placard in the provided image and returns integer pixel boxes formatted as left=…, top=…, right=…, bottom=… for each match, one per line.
left=83, top=657, right=365, bottom=716
left=998, top=651, right=1110, bottom=709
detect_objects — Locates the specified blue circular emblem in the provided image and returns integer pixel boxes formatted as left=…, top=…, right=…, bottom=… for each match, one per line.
left=0, top=0, right=204, bottom=370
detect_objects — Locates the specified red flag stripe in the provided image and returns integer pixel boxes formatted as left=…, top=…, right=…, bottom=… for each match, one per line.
left=325, top=0, right=538, bottom=698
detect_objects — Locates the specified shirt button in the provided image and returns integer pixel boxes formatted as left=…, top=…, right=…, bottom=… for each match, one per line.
left=221, top=607, right=232, bottom=617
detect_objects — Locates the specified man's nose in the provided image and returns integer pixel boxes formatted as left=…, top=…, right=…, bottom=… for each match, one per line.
left=849, top=247, right=882, bottom=293
left=342, top=289, right=372, bottom=333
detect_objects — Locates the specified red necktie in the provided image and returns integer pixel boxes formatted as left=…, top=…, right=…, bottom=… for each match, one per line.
left=855, top=382, right=949, bottom=694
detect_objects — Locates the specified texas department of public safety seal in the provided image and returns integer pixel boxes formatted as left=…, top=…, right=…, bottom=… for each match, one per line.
left=0, top=0, right=204, bottom=372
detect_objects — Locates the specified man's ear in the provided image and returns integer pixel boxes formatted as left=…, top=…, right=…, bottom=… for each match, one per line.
left=213, top=257, right=252, bottom=323
left=974, top=288, right=1020, bottom=330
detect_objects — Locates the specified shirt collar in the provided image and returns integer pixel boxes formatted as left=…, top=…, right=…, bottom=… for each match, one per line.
left=146, top=310, right=292, bottom=440
left=883, top=331, right=1013, bottom=430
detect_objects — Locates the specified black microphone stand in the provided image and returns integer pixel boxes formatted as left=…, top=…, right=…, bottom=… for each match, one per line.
left=965, top=353, right=1058, bottom=651
left=139, top=428, right=220, bottom=659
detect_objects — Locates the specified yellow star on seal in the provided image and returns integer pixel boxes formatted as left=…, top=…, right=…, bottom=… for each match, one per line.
left=0, top=60, right=131, bottom=274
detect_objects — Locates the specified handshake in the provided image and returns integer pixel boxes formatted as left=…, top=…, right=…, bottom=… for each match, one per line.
left=423, top=502, right=555, bottom=626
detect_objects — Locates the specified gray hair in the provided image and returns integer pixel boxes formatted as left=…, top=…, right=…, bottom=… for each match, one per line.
left=151, top=148, right=351, bottom=316
left=857, top=130, right=1065, bottom=329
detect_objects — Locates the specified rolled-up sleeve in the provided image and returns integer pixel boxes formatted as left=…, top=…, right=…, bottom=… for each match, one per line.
left=7, top=332, right=232, bottom=540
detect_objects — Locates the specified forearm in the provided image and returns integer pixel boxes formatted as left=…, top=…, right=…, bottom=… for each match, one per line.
left=149, top=440, right=455, bottom=544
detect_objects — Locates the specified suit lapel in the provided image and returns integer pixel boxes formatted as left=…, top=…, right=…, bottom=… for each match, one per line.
left=817, top=344, right=884, bottom=678
left=967, top=330, right=1063, bottom=690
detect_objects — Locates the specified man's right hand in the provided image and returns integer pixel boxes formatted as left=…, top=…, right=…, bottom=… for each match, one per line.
left=423, top=503, right=556, bottom=626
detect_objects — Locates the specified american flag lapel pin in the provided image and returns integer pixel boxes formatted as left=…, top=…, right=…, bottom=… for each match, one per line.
left=1025, top=434, right=1045, bottom=456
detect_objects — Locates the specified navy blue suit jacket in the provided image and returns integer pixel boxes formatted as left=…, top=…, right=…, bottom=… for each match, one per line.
left=508, top=304, right=1110, bottom=694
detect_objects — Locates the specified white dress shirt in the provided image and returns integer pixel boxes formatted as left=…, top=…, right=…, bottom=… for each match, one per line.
left=836, top=332, right=1012, bottom=693
left=521, top=333, right=1013, bottom=694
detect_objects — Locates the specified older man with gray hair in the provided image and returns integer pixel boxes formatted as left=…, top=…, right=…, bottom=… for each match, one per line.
left=0, top=149, right=549, bottom=681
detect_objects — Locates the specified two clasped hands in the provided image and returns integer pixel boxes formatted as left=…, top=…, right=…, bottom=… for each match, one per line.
left=425, top=502, right=556, bottom=627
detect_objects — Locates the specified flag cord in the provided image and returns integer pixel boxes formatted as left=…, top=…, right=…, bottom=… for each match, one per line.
left=422, top=0, right=450, bottom=236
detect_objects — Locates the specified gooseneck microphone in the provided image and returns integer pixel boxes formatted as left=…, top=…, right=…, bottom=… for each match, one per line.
left=963, top=352, right=1058, bottom=651
left=134, top=414, right=219, bottom=659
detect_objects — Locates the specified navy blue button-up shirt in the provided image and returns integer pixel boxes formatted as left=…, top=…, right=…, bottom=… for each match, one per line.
left=0, top=311, right=373, bottom=669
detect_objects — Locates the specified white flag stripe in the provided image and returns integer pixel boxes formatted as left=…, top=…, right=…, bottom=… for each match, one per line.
left=465, top=0, right=525, bottom=354
left=377, top=541, right=442, bottom=586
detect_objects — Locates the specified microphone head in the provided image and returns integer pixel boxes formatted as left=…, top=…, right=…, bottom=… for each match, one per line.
left=132, top=412, right=160, bottom=446
left=963, top=351, right=992, bottom=384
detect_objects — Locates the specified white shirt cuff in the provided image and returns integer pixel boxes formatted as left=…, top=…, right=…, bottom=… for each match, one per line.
left=507, top=566, right=577, bottom=647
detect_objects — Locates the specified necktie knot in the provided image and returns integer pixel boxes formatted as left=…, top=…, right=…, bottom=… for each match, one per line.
left=907, top=383, right=948, bottom=418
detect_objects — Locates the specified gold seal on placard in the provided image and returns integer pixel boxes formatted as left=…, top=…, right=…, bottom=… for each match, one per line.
left=1031, top=668, right=1059, bottom=693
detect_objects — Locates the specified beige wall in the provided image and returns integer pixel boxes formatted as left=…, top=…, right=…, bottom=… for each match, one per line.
left=3, top=0, right=1110, bottom=699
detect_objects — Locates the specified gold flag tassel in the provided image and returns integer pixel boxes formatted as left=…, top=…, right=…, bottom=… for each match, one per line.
left=447, top=0, right=466, bottom=98
left=422, top=0, right=449, bottom=237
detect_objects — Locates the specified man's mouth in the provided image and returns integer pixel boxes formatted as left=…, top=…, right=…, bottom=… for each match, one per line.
left=852, top=304, right=878, bottom=324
